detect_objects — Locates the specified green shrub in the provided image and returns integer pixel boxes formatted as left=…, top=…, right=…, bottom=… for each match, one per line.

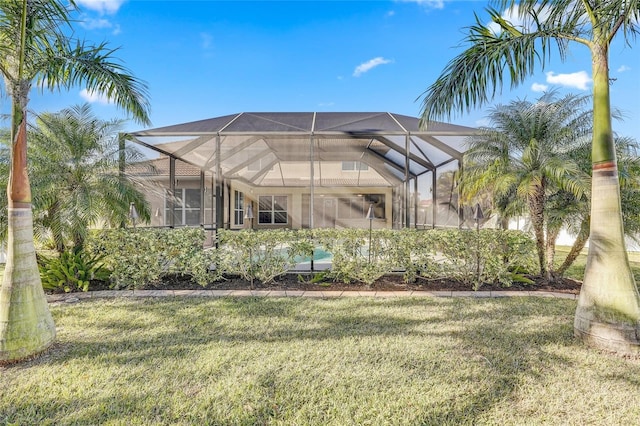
left=82, top=226, right=536, bottom=291
left=218, top=229, right=314, bottom=285
left=313, top=228, right=536, bottom=288
left=39, top=247, right=110, bottom=293
left=313, top=228, right=395, bottom=285
left=426, top=229, right=537, bottom=289
left=85, top=227, right=221, bottom=289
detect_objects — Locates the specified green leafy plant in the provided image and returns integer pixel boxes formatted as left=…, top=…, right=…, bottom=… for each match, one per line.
left=39, top=247, right=110, bottom=293
left=85, top=227, right=221, bottom=289
left=313, top=228, right=396, bottom=285
left=218, top=229, right=314, bottom=286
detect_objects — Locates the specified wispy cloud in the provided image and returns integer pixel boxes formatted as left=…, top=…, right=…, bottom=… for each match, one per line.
left=76, top=0, right=127, bottom=14
left=79, top=17, right=122, bottom=35
left=77, top=0, right=124, bottom=34
left=617, top=65, right=631, bottom=73
left=546, top=71, right=591, bottom=90
left=353, top=57, right=393, bottom=77
left=80, top=88, right=113, bottom=105
left=79, top=16, right=121, bottom=35
left=531, top=82, right=549, bottom=92
left=397, top=0, right=445, bottom=10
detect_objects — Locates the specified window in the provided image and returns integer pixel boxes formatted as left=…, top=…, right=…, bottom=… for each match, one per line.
left=337, top=194, right=385, bottom=219
left=165, top=188, right=201, bottom=226
left=258, top=195, right=288, bottom=224
left=234, top=191, right=244, bottom=225
left=337, top=197, right=366, bottom=219
left=341, top=161, right=369, bottom=171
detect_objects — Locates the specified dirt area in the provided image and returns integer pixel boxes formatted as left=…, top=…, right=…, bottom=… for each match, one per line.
left=135, top=273, right=582, bottom=294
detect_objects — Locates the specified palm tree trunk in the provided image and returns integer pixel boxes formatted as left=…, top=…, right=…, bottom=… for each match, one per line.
left=0, top=114, right=56, bottom=363
left=574, top=41, right=640, bottom=355
left=545, top=226, right=560, bottom=282
left=528, top=185, right=547, bottom=278
left=48, top=202, right=65, bottom=253
left=556, top=217, right=589, bottom=277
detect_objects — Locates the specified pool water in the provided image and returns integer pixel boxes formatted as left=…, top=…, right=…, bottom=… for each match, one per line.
left=294, top=248, right=333, bottom=263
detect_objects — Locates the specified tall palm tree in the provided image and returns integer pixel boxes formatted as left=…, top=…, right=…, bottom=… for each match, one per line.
left=419, top=0, right=640, bottom=354
left=462, top=92, right=591, bottom=282
left=549, top=135, right=640, bottom=278
left=28, top=104, right=150, bottom=252
left=0, top=1, right=150, bottom=363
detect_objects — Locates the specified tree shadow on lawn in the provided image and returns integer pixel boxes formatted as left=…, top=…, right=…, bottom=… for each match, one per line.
left=25, top=297, right=584, bottom=423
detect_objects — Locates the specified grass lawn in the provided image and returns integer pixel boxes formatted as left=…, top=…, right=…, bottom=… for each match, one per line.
left=556, top=246, right=640, bottom=283
left=2, top=296, right=640, bottom=425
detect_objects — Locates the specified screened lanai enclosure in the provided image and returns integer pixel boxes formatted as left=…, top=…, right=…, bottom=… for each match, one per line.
left=126, top=112, right=477, bottom=231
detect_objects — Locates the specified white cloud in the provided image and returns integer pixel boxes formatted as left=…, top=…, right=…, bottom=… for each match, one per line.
left=531, top=82, right=549, bottom=92
left=79, top=17, right=120, bottom=35
left=77, top=1, right=124, bottom=34
left=80, top=17, right=112, bottom=30
left=617, top=65, right=631, bottom=73
left=353, top=57, right=393, bottom=77
left=398, top=0, right=445, bottom=10
left=546, top=71, right=591, bottom=90
left=75, top=0, right=126, bottom=14
left=80, top=88, right=113, bottom=105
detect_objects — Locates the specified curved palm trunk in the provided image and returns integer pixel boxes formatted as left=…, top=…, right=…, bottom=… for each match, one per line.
left=574, top=41, right=640, bottom=355
left=556, top=217, right=589, bottom=277
left=0, top=108, right=56, bottom=363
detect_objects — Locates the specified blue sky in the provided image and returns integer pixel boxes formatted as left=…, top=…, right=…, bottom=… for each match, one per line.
left=15, top=0, right=640, bottom=141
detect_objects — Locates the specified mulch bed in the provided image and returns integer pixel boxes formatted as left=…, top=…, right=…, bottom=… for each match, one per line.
left=115, top=273, right=582, bottom=294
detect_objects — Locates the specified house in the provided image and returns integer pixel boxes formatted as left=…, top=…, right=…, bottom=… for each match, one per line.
left=127, top=112, right=477, bottom=231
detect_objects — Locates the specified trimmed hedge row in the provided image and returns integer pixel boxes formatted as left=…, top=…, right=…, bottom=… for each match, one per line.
left=83, top=227, right=537, bottom=290
left=86, top=227, right=221, bottom=289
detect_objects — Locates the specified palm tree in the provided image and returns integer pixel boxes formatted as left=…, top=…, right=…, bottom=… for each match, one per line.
left=27, top=104, right=150, bottom=252
left=0, top=1, right=150, bottom=363
left=462, top=92, right=590, bottom=282
left=419, top=0, right=640, bottom=354
left=553, top=136, right=640, bottom=277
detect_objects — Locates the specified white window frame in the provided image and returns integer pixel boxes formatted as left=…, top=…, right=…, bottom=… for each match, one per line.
left=341, top=161, right=369, bottom=171
left=258, top=195, right=288, bottom=225
left=165, top=188, right=201, bottom=226
left=234, top=190, right=244, bottom=226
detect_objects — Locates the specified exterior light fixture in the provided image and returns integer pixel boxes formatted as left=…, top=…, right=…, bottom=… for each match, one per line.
left=244, top=202, right=256, bottom=288
left=473, top=203, right=484, bottom=288
left=129, top=202, right=139, bottom=229
left=473, top=203, right=484, bottom=224
left=244, top=202, right=254, bottom=229
left=367, top=203, right=375, bottom=263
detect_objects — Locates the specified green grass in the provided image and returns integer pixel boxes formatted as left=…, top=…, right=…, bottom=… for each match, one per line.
left=2, top=296, right=640, bottom=425
left=555, top=246, right=640, bottom=283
